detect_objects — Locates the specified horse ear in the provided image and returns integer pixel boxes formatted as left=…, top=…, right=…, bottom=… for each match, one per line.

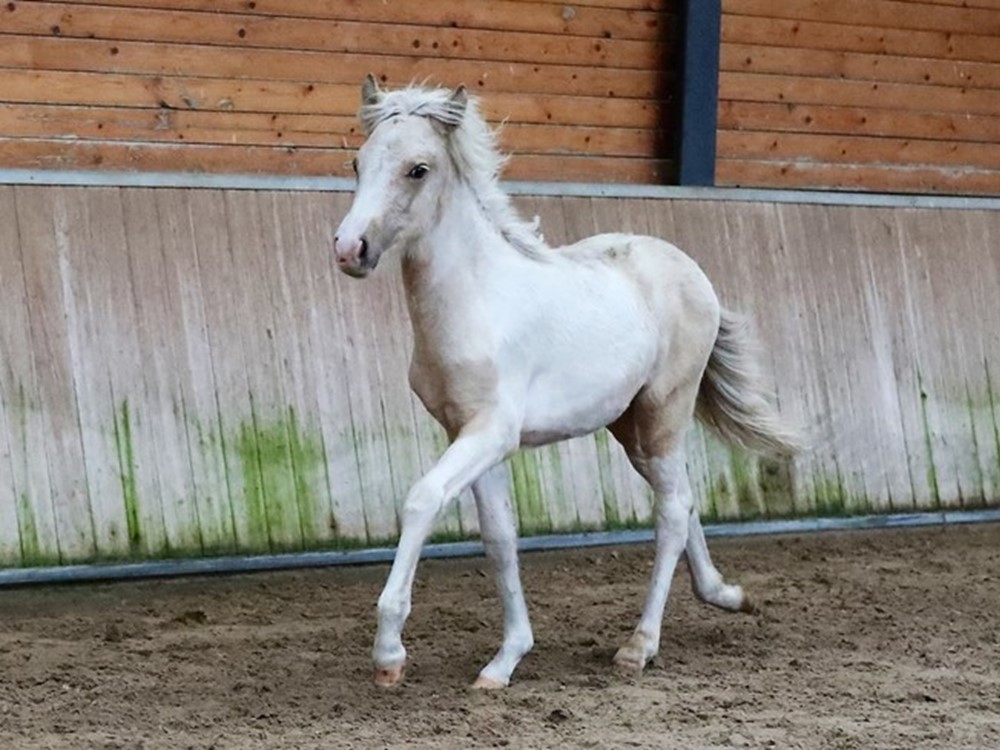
left=439, top=85, right=468, bottom=131
left=361, top=74, right=382, bottom=106
left=449, top=85, right=468, bottom=110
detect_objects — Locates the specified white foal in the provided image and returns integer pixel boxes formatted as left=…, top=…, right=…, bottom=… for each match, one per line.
left=334, top=76, right=798, bottom=689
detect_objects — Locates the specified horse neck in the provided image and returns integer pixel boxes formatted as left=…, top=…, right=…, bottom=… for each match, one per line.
left=401, top=180, right=518, bottom=342
left=404, top=180, right=512, bottom=292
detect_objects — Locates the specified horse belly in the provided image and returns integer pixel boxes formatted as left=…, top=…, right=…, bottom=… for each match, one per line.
left=518, top=336, right=652, bottom=447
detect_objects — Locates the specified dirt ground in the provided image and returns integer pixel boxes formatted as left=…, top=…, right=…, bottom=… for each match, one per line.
left=1, top=523, right=998, bottom=750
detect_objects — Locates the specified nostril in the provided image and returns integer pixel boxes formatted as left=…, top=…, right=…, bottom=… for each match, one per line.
left=359, top=237, right=369, bottom=261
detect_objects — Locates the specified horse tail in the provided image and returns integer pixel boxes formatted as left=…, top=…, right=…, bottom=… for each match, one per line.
left=695, top=308, right=801, bottom=456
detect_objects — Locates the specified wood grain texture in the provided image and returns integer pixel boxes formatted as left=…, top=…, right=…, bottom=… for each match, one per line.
left=718, top=102, right=1000, bottom=145
left=726, top=0, right=1000, bottom=35
left=719, top=0, right=1000, bottom=194
left=1, top=187, right=998, bottom=565
left=716, top=159, right=1000, bottom=194
left=719, top=73, right=1000, bottom=117
left=44, top=0, right=671, bottom=42
left=720, top=43, right=1000, bottom=92
left=0, top=138, right=674, bottom=184
left=0, top=1, right=674, bottom=183
left=4, top=3, right=665, bottom=69
left=722, top=14, right=1000, bottom=64
left=0, top=35, right=668, bottom=99
left=9, top=187, right=95, bottom=562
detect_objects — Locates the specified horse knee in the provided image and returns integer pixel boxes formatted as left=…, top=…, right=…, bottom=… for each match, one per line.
left=401, top=475, right=446, bottom=522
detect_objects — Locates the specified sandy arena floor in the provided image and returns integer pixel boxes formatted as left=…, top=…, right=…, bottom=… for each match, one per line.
left=1, top=523, right=998, bottom=750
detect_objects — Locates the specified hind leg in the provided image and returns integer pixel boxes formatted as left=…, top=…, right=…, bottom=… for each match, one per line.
left=686, top=511, right=756, bottom=613
left=610, top=445, right=693, bottom=673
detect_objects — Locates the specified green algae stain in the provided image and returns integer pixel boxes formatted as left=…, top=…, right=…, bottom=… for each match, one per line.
left=234, top=407, right=327, bottom=553
left=758, top=456, right=796, bottom=517
left=235, top=421, right=275, bottom=549
left=510, top=449, right=550, bottom=535
left=545, top=444, right=576, bottom=527
left=984, top=359, right=1000, bottom=497
left=916, top=371, right=941, bottom=508
left=964, top=380, right=986, bottom=503
left=593, top=430, right=621, bottom=528
left=729, top=449, right=759, bottom=518
left=17, top=492, right=43, bottom=566
left=701, top=472, right=722, bottom=523
left=9, top=381, right=48, bottom=564
left=112, top=400, right=142, bottom=552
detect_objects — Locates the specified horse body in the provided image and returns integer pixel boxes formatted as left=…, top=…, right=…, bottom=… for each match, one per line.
left=334, top=76, right=798, bottom=689
left=407, top=218, right=723, bottom=448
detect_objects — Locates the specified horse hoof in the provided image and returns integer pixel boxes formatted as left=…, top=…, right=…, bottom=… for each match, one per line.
left=374, top=666, right=405, bottom=687
left=612, top=649, right=645, bottom=676
left=471, top=675, right=506, bottom=690
left=739, top=594, right=759, bottom=614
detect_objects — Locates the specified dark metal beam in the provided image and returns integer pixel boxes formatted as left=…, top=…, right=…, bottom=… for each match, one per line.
left=675, top=0, right=723, bottom=186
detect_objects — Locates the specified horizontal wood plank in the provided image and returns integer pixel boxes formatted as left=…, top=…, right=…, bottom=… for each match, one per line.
left=720, top=72, right=1000, bottom=117
left=718, top=101, right=1000, bottom=144
left=0, top=104, right=659, bottom=157
left=717, top=130, right=1000, bottom=170
left=723, top=14, right=1000, bottom=65
left=42, top=0, right=671, bottom=42
left=718, top=1, right=1000, bottom=194
left=506, top=0, right=674, bottom=10
left=5, top=3, right=666, bottom=70
left=725, top=0, right=1000, bottom=36
left=912, top=0, right=1000, bottom=9
left=721, top=42, right=1000, bottom=92
left=0, top=138, right=673, bottom=183
left=716, top=157, right=1000, bottom=193
left=0, top=2, right=675, bottom=184
left=0, top=34, right=670, bottom=99
left=0, top=69, right=662, bottom=128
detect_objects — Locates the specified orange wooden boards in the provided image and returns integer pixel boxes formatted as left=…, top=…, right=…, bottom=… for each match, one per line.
left=0, top=0, right=677, bottom=183
left=717, top=0, right=1000, bottom=194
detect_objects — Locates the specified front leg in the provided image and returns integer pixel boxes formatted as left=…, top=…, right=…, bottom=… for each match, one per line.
left=373, top=419, right=517, bottom=687
left=470, top=463, right=533, bottom=689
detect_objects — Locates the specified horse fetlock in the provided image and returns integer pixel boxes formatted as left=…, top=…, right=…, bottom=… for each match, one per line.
left=475, top=630, right=533, bottom=688
left=694, top=577, right=747, bottom=612
left=372, top=635, right=406, bottom=664
left=376, top=595, right=411, bottom=630
left=513, top=631, right=535, bottom=656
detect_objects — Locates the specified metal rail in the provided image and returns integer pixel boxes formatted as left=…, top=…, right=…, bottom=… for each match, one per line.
left=1, top=509, right=998, bottom=587
left=2, top=168, right=999, bottom=210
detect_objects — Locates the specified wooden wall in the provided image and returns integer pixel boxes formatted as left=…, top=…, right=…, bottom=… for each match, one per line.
left=0, top=0, right=676, bottom=184
left=1, top=185, right=998, bottom=567
left=717, top=0, right=1000, bottom=194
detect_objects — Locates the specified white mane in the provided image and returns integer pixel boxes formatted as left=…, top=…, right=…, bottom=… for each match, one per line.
left=360, top=84, right=549, bottom=258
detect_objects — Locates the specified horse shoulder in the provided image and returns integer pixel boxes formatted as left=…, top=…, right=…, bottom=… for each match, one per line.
left=409, top=348, right=503, bottom=437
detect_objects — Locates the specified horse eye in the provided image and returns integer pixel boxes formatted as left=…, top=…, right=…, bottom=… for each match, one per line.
left=408, top=164, right=429, bottom=180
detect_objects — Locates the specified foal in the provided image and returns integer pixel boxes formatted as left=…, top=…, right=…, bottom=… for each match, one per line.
left=334, top=76, right=798, bottom=689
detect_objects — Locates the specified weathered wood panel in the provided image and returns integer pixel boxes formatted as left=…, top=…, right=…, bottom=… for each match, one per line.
left=718, top=0, right=1000, bottom=194
left=0, top=1, right=677, bottom=184
left=0, top=186, right=997, bottom=567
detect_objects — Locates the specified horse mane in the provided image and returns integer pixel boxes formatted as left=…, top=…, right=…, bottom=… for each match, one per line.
left=360, top=83, right=550, bottom=259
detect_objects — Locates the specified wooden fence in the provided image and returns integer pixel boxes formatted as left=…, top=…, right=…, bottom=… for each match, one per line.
left=1, top=185, right=998, bottom=567
left=717, top=0, right=1000, bottom=194
left=0, top=0, right=676, bottom=183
